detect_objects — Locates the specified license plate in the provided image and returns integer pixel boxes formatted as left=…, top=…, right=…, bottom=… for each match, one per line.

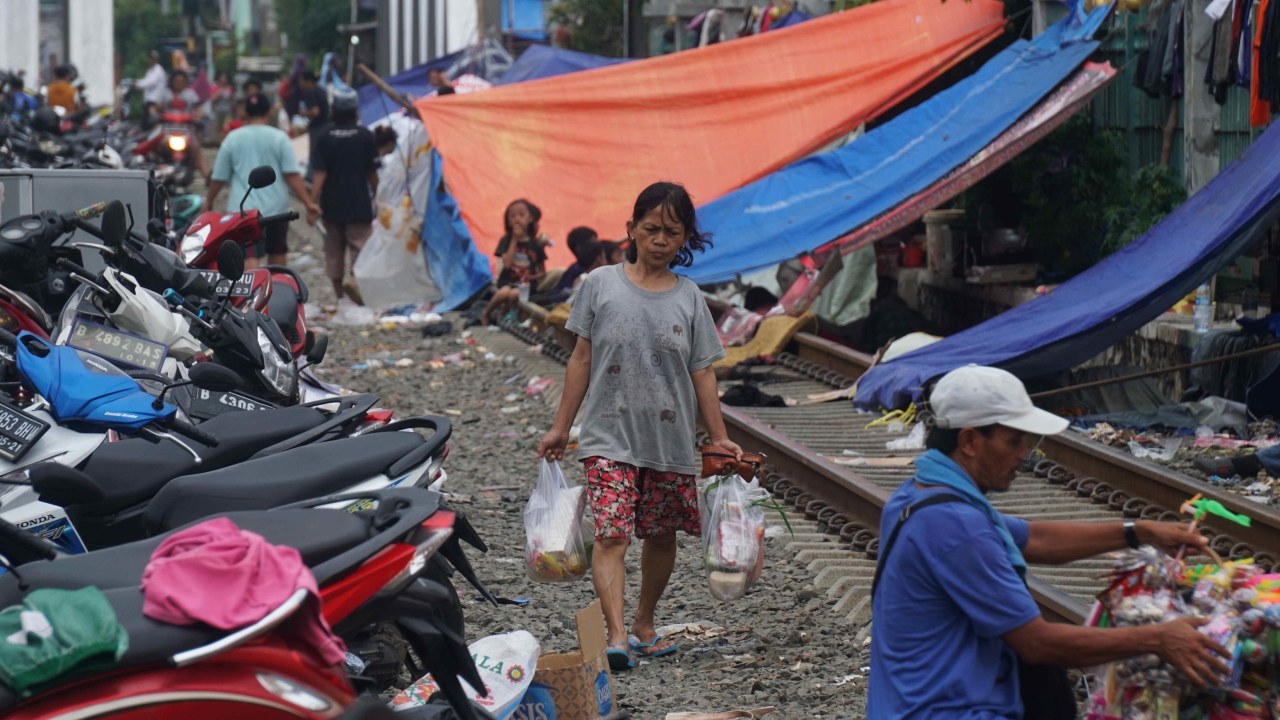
left=187, top=387, right=275, bottom=419
left=194, top=270, right=254, bottom=298
left=0, top=402, right=50, bottom=462
left=66, top=319, right=169, bottom=374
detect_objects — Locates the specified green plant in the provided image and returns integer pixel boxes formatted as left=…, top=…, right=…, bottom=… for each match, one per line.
left=547, top=0, right=627, bottom=57
left=1100, top=163, right=1185, bottom=254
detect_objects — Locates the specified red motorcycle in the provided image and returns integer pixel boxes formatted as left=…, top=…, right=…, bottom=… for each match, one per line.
left=180, top=166, right=322, bottom=363
left=133, top=108, right=198, bottom=191
left=0, top=487, right=491, bottom=720
left=0, top=282, right=51, bottom=339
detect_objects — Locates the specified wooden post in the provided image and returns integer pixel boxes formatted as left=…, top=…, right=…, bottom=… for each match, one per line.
left=356, top=63, right=420, bottom=118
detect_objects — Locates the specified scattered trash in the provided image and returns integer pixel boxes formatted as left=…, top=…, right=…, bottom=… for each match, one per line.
left=885, top=423, right=925, bottom=452
left=329, top=303, right=378, bottom=326
left=665, top=706, right=776, bottom=719
left=505, top=393, right=520, bottom=402
left=445, top=409, right=463, bottom=416
left=420, top=320, right=453, bottom=337
left=840, top=449, right=865, bottom=457
left=764, top=525, right=788, bottom=539
left=885, top=420, right=906, bottom=433
left=394, top=358, right=414, bottom=368
left=833, top=674, right=863, bottom=686
left=525, top=377, right=555, bottom=396
left=389, top=630, right=540, bottom=717
left=1127, top=436, right=1182, bottom=462
left=503, top=374, right=523, bottom=385
left=501, top=406, right=522, bottom=414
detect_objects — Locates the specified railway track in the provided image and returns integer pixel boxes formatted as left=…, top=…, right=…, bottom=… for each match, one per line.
left=510, top=302, right=1280, bottom=626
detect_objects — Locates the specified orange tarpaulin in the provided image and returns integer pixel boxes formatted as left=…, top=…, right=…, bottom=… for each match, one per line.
left=416, top=0, right=1005, bottom=271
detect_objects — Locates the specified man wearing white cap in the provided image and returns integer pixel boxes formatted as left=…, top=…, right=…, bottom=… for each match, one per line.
left=868, top=365, right=1230, bottom=720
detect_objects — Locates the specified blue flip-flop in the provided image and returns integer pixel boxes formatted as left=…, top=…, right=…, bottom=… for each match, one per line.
left=628, top=634, right=679, bottom=659
left=607, top=643, right=636, bottom=671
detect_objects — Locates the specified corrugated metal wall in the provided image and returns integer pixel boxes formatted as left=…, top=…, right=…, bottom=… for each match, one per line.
left=1089, top=9, right=1258, bottom=182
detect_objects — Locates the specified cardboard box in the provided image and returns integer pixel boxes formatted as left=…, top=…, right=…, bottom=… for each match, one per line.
left=512, top=600, right=616, bottom=720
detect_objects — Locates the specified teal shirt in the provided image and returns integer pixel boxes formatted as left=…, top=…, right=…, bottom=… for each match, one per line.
left=211, top=124, right=299, bottom=215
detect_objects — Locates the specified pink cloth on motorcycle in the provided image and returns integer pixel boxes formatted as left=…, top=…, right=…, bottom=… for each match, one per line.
left=139, top=517, right=346, bottom=665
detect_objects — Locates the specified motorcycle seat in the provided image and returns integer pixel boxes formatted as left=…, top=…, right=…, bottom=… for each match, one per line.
left=143, top=433, right=428, bottom=533
left=267, top=281, right=300, bottom=343
left=76, top=405, right=327, bottom=516
left=0, top=508, right=373, bottom=608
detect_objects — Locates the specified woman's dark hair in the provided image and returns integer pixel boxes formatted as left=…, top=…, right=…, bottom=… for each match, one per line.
left=625, top=181, right=712, bottom=268
left=216, top=71, right=231, bottom=84
left=373, top=125, right=398, bottom=149
left=501, top=198, right=541, bottom=243
left=925, top=424, right=995, bottom=455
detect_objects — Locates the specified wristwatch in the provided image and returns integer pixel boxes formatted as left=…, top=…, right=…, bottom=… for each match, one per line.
left=1123, top=521, right=1141, bottom=549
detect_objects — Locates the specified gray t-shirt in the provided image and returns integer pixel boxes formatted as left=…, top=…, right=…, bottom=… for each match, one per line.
left=566, top=264, right=725, bottom=475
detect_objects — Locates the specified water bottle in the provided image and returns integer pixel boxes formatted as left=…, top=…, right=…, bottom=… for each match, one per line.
left=1194, top=283, right=1212, bottom=334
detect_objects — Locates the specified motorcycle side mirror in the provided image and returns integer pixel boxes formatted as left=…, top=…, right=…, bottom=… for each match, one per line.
left=29, top=463, right=106, bottom=506
left=217, top=241, right=245, bottom=282
left=188, top=362, right=241, bottom=392
left=102, top=200, right=127, bottom=247
left=306, top=331, right=328, bottom=365
left=248, top=166, right=277, bottom=189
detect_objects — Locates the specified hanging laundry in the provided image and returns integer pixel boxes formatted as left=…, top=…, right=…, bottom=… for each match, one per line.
left=0, top=587, right=127, bottom=693
left=140, top=517, right=345, bottom=665
left=1250, top=0, right=1273, bottom=125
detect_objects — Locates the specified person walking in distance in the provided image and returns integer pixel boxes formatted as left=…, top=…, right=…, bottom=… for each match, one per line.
left=205, top=92, right=319, bottom=268
left=309, top=88, right=379, bottom=308
left=537, top=182, right=742, bottom=671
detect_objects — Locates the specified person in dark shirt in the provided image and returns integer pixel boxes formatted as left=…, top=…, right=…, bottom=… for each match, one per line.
left=480, top=199, right=549, bottom=324
left=295, top=70, right=328, bottom=128
left=309, top=88, right=378, bottom=305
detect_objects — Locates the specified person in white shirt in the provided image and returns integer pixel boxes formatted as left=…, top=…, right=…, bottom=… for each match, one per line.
left=136, top=50, right=168, bottom=109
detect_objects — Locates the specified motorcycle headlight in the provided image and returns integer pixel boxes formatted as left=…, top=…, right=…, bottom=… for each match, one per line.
left=256, top=325, right=296, bottom=397
left=167, top=135, right=188, bottom=152
left=180, top=225, right=210, bottom=264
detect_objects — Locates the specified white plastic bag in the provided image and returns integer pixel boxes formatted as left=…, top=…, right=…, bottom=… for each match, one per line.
left=353, top=193, right=441, bottom=311
left=699, top=474, right=768, bottom=602
left=524, top=459, right=592, bottom=583
left=389, top=630, right=540, bottom=718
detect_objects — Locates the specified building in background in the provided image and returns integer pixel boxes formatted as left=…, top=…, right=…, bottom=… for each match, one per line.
left=0, top=0, right=113, bottom=107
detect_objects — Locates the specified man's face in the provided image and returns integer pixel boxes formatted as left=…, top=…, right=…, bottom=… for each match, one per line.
left=964, top=426, right=1030, bottom=493
left=172, top=75, right=188, bottom=92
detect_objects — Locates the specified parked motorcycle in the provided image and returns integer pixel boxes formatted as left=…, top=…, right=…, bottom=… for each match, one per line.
left=0, top=487, right=491, bottom=720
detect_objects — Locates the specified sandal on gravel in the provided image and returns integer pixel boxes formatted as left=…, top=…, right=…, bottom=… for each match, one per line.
left=607, top=643, right=635, bottom=672
left=628, top=634, right=678, bottom=658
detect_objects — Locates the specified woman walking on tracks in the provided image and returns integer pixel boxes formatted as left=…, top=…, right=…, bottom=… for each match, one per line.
left=538, top=182, right=742, bottom=671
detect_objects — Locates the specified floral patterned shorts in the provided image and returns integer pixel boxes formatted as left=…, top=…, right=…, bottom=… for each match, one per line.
left=582, top=456, right=700, bottom=540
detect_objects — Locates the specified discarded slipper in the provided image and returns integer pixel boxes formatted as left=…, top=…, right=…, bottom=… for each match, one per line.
left=628, top=634, right=678, bottom=658
left=607, top=644, right=635, bottom=672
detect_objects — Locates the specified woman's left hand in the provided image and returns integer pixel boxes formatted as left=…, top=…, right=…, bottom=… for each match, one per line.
left=709, top=436, right=743, bottom=460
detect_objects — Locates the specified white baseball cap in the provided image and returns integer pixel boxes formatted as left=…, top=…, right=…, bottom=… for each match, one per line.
left=930, top=365, right=1069, bottom=436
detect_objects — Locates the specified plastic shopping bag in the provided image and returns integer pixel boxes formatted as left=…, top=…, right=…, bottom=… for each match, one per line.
left=524, top=460, right=592, bottom=583
left=389, top=630, right=539, bottom=718
left=699, top=474, right=768, bottom=602
left=353, top=195, right=441, bottom=311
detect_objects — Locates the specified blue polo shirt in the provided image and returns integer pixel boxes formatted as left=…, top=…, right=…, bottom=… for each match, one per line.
left=868, top=479, right=1040, bottom=719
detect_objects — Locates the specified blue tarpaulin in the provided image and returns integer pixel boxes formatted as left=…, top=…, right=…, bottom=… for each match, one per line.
left=497, top=45, right=628, bottom=86
left=358, top=51, right=462, bottom=127
left=423, top=150, right=494, bottom=312
left=683, top=7, right=1109, bottom=285
left=772, top=9, right=813, bottom=29
left=503, top=0, right=549, bottom=40
left=854, top=121, right=1280, bottom=410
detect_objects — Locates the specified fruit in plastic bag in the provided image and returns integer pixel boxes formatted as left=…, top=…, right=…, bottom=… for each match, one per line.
left=524, top=460, right=592, bottom=583
left=700, top=474, right=768, bottom=601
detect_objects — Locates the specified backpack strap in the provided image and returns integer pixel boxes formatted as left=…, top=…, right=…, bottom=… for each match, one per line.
left=871, top=493, right=965, bottom=599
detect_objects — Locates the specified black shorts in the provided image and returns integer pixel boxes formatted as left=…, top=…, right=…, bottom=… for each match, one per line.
left=253, top=220, right=289, bottom=258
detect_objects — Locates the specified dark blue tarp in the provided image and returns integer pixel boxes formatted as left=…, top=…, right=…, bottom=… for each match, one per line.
left=358, top=51, right=463, bottom=127
left=682, top=7, right=1109, bottom=285
left=423, top=150, right=494, bottom=312
left=496, top=45, right=629, bottom=86
left=854, top=121, right=1280, bottom=410
left=772, top=9, right=813, bottom=29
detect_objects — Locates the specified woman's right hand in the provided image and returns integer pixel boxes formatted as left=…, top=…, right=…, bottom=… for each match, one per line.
left=537, top=427, right=569, bottom=460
